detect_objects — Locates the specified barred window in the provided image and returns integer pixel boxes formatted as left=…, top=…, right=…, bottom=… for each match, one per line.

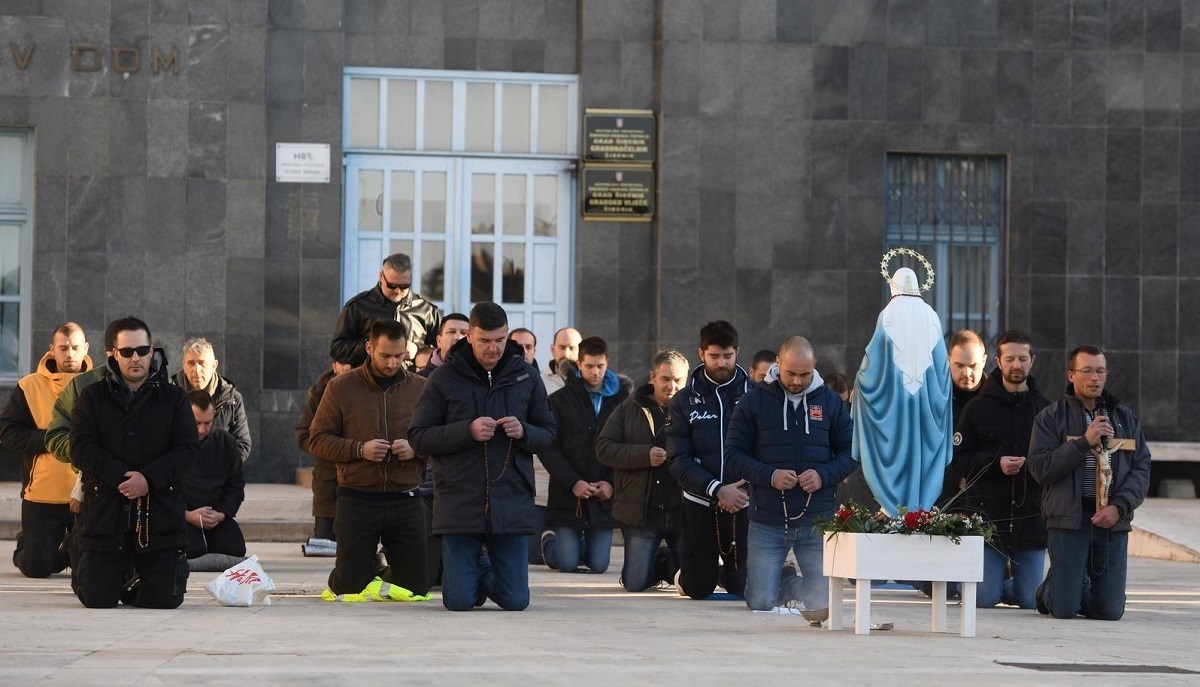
left=885, top=154, right=1005, bottom=344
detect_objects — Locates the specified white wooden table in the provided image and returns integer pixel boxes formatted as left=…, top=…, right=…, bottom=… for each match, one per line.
left=823, top=533, right=984, bottom=637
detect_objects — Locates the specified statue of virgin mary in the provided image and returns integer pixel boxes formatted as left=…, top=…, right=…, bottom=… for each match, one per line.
left=851, top=262, right=953, bottom=516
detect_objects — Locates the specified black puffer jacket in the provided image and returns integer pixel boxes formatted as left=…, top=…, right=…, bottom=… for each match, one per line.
left=330, top=284, right=443, bottom=367
left=408, top=337, right=555, bottom=535
left=70, top=352, right=198, bottom=553
left=951, top=373, right=1051, bottom=549
left=540, top=370, right=632, bottom=529
left=172, top=371, right=251, bottom=462
left=595, top=383, right=679, bottom=528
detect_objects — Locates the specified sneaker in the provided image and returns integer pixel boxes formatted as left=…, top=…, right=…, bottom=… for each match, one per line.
left=800, top=607, right=829, bottom=625
left=540, top=530, right=558, bottom=571
left=674, top=569, right=687, bottom=597
left=1035, top=579, right=1050, bottom=615
left=475, top=568, right=495, bottom=607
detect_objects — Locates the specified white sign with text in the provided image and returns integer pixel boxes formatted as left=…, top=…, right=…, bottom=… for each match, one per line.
left=275, top=143, right=330, bottom=183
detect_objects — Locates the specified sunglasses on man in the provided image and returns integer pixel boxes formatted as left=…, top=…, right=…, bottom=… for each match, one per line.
left=383, top=280, right=411, bottom=291
left=113, top=345, right=152, bottom=358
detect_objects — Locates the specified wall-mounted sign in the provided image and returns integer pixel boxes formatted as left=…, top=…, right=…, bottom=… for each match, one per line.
left=582, top=167, right=654, bottom=222
left=275, top=143, right=330, bottom=183
left=584, top=109, right=655, bottom=164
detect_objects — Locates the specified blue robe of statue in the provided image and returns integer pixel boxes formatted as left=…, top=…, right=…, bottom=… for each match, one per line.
left=851, top=295, right=953, bottom=516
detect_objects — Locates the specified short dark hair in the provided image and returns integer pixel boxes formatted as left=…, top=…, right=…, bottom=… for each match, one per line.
left=187, top=389, right=213, bottom=411
left=752, top=349, right=775, bottom=366
left=996, top=329, right=1035, bottom=357
left=382, top=253, right=412, bottom=273
left=510, top=327, right=536, bottom=345
left=825, top=372, right=851, bottom=395
left=368, top=319, right=408, bottom=343
left=107, top=316, right=152, bottom=348
left=469, top=302, right=508, bottom=331
left=441, top=313, right=469, bottom=334
left=579, top=336, right=607, bottom=358
left=53, top=322, right=84, bottom=340
left=1068, top=344, right=1105, bottom=370
left=699, top=321, right=738, bottom=350
left=948, top=329, right=985, bottom=352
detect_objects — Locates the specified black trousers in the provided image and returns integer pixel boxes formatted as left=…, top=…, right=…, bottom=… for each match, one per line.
left=421, top=495, right=442, bottom=586
left=185, top=518, right=247, bottom=558
left=312, top=458, right=337, bottom=520
left=328, top=493, right=428, bottom=596
left=677, top=499, right=748, bottom=599
left=74, top=533, right=188, bottom=609
left=14, top=500, right=73, bottom=578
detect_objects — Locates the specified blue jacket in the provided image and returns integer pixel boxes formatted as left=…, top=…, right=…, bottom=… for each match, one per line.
left=725, top=367, right=856, bottom=525
left=666, top=364, right=751, bottom=507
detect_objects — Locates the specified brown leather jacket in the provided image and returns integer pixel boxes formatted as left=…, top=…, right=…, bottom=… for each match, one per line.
left=307, top=365, right=427, bottom=492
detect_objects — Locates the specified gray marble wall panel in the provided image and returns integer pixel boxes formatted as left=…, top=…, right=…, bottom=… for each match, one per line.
left=9, top=0, right=1200, bottom=478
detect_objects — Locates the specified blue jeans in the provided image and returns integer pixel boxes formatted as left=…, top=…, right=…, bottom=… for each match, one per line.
left=744, top=518, right=826, bottom=612
left=544, top=526, right=613, bottom=573
left=978, top=544, right=1044, bottom=609
left=1043, top=509, right=1128, bottom=620
left=441, top=534, right=529, bottom=611
left=621, top=526, right=682, bottom=592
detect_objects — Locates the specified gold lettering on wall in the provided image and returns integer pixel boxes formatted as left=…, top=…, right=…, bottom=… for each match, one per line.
left=151, top=46, right=179, bottom=75
left=70, top=45, right=101, bottom=72
left=9, top=41, right=34, bottom=70
left=111, top=46, right=140, bottom=74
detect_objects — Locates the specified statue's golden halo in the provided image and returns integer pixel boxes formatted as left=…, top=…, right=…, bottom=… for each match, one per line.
left=879, top=247, right=935, bottom=293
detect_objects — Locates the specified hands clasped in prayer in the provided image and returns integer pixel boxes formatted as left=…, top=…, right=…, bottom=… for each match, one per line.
left=470, top=416, right=525, bottom=441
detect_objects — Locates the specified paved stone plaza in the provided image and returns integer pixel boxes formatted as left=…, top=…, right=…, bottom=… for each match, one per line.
left=0, top=540, right=1196, bottom=685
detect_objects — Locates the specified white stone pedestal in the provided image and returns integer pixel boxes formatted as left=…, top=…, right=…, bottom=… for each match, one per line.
left=822, top=532, right=985, bottom=637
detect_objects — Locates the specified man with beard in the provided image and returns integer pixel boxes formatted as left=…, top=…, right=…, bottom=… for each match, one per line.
left=666, top=321, right=752, bottom=599
left=0, top=323, right=92, bottom=577
left=1028, top=346, right=1150, bottom=620
left=952, top=330, right=1050, bottom=608
left=70, top=317, right=198, bottom=608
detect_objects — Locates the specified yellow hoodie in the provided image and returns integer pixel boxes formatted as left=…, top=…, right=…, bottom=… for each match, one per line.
left=17, top=352, right=92, bottom=504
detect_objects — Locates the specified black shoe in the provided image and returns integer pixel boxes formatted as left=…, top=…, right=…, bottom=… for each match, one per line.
left=1035, top=579, right=1050, bottom=615
left=120, top=572, right=142, bottom=605
left=540, top=530, right=558, bottom=571
left=475, top=569, right=495, bottom=607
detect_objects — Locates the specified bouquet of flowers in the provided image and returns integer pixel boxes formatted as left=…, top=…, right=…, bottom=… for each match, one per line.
left=815, top=501, right=995, bottom=545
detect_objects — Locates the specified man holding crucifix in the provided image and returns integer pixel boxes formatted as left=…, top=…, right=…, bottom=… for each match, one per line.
left=1028, top=345, right=1151, bottom=620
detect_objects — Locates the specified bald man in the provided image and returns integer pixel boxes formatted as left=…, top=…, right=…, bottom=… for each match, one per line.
left=542, top=327, right=581, bottom=395
left=725, top=337, right=855, bottom=623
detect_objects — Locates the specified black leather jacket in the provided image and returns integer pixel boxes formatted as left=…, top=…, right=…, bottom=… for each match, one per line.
left=330, top=284, right=443, bottom=367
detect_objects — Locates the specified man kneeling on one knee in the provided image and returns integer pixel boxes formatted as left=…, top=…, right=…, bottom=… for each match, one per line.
left=309, top=320, right=429, bottom=596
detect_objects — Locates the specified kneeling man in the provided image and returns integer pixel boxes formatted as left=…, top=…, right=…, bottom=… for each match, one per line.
left=309, top=320, right=429, bottom=596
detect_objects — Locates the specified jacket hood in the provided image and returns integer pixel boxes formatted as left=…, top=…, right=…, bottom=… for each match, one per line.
left=635, top=382, right=663, bottom=409
left=761, top=364, right=826, bottom=434
left=36, top=351, right=93, bottom=386
left=762, top=363, right=825, bottom=396
left=573, top=367, right=623, bottom=397
left=446, top=336, right=527, bottom=385
left=1063, top=381, right=1120, bottom=410
left=106, top=348, right=170, bottom=388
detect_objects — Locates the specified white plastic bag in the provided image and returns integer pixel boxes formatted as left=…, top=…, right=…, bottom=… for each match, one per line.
left=205, top=554, right=276, bottom=607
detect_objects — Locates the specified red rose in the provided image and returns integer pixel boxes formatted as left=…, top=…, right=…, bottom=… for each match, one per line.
left=836, top=508, right=854, bottom=522
left=903, top=511, right=922, bottom=530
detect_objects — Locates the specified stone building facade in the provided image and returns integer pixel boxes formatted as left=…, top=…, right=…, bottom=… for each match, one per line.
left=1, top=0, right=1196, bottom=482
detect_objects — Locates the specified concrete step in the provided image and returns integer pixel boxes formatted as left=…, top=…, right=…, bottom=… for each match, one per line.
left=0, top=482, right=317, bottom=543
